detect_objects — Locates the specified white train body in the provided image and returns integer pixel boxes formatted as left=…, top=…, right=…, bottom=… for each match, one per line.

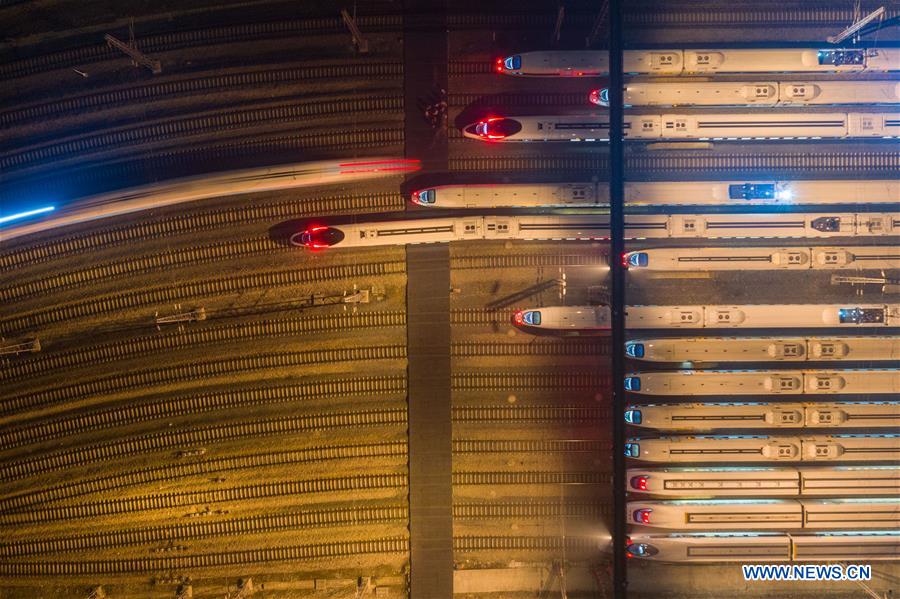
left=461, top=112, right=900, bottom=142
left=513, top=306, right=610, bottom=335
left=595, top=81, right=900, bottom=107
left=411, top=180, right=900, bottom=208
left=625, top=402, right=900, bottom=431
left=625, top=246, right=900, bottom=271
left=626, top=336, right=900, bottom=363
left=497, top=48, right=900, bottom=77
left=293, top=213, right=900, bottom=250
left=625, top=304, right=900, bottom=328
left=625, top=434, right=900, bottom=463
left=625, top=369, right=900, bottom=396
left=626, top=531, right=900, bottom=562
left=626, top=466, right=900, bottom=498
left=628, top=498, right=900, bottom=530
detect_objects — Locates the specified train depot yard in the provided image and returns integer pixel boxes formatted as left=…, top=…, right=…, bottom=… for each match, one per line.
left=1, top=1, right=899, bottom=598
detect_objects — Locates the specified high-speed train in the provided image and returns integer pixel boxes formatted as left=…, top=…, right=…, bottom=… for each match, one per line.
left=294, top=213, right=900, bottom=250
left=624, top=369, right=900, bottom=396
left=626, top=530, right=900, bottom=562
left=624, top=246, right=900, bottom=271
left=627, top=465, right=900, bottom=497
left=461, top=112, right=900, bottom=142
left=411, top=180, right=900, bottom=208
left=625, top=402, right=900, bottom=431
left=496, top=48, right=900, bottom=77
left=0, top=158, right=422, bottom=245
left=628, top=498, right=900, bottom=530
left=625, top=434, right=900, bottom=463
left=589, top=81, right=900, bottom=107
left=625, top=336, right=900, bottom=363
left=513, top=305, right=900, bottom=335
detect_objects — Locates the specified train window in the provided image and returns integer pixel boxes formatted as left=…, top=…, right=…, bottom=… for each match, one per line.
left=625, top=343, right=645, bottom=358
left=503, top=55, right=522, bottom=70
left=523, top=311, right=541, bottom=325
left=625, top=409, right=642, bottom=424
left=817, top=49, right=866, bottom=66
left=624, top=377, right=641, bottom=391
left=625, top=443, right=640, bottom=458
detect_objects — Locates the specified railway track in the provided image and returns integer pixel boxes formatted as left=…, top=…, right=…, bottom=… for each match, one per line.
left=453, top=406, right=608, bottom=423
left=453, top=439, right=607, bottom=453
left=0, top=534, right=601, bottom=575
left=1, top=16, right=403, bottom=81
left=0, top=442, right=408, bottom=514
left=449, top=92, right=587, bottom=108
left=451, top=340, right=609, bottom=358
left=452, top=471, right=610, bottom=486
left=0, top=409, right=407, bottom=484
left=1, top=313, right=407, bottom=382
left=1, top=345, right=407, bottom=417
left=0, top=537, right=410, bottom=576
left=3, top=243, right=598, bottom=305
left=0, top=192, right=403, bottom=271
left=0, top=500, right=608, bottom=557
left=1, top=63, right=403, bottom=128
left=448, top=151, right=900, bottom=175
left=2, top=97, right=404, bottom=174
left=0, top=504, right=408, bottom=557
left=0, top=261, right=405, bottom=335
left=453, top=371, right=609, bottom=391
left=0, top=472, right=408, bottom=525
left=0, top=376, right=405, bottom=453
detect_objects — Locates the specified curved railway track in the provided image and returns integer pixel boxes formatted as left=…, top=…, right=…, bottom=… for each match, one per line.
left=1, top=345, right=407, bottom=417
left=1, top=313, right=407, bottom=382
left=0, top=504, right=408, bottom=557
left=0, top=501, right=607, bottom=558
left=0, top=535, right=601, bottom=575
left=0, top=376, right=405, bottom=453
left=3, top=246, right=601, bottom=306
left=0, top=261, right=405, bottom=335
left=448, top=151, right=900, bottom=174
left=2, top=97, right=403, bottom=174
left=1, top=63, right=403, bottom=128
left=1, top=16, right=403, bottom=81
left=0, top=192, right=403, bottom=271
left=0, top=442, right=408, bottom=514
left=0, top=409, right=407, bottom=484
left=0, top=472, right=408, bottom=525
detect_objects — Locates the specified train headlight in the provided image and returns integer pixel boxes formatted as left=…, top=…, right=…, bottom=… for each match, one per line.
left=630, top=475, right=649, bottom=491
left=625, top=343, right=645, bottom=358
left=624, top=409, right=642, bottom=425
left=633, top=508, right=652, bottom=524
left=624, top=376, right=641, bottom=392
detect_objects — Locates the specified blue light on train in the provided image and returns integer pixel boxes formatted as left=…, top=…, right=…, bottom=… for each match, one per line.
left=624, top=409, right=642, bottom=425
left=0, top=205, right=55, bottom=225
left=625, top=342, right=645, bottom=358
left=775, top=188, right=793, bottom=201
left=625, top=443, right=640, bottom=457
left=624, top=377, right=641, bottom=391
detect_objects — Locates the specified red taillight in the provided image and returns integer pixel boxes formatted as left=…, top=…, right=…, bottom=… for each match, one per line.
left=631, top=475, right=649, bottom=491
left=495, top=58, right=504, bottom=73
left=589, top=89, right=600, bottom=105
left=625, top=537, right=634, bottom=558
left=640, top=509, right=651, bottom=524
left=514, top=311, right=524, bottom=325
left=621, top=252, right=630, bottom=268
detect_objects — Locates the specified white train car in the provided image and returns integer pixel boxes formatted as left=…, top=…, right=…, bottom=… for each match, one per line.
left=590, top=81, right=900, bottom=107
left=512, top=306, right=610, bottom=336
left=411, top=180, right=900, bottom=208
left=625, top=434, right=900, bottom=463
left=294, top=214, right=900, bottom=250
left=628, top=498, right=900, bottom=530
left=625, top=336, right=900, bottom=363
left=626, top=466, right=900, bottom=497
left=624, top=246, right=900, bottom=271
left=625, top=304, right=900, bottom=329
left=626, top=531, right=900, bottom=562
left=497, top=48, right=900, bottom=77
left=460, top=112, right=900, bottom=142
left=624, top=369, right=900, bottom=396
left=625, top=402, right=900, bottom=431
